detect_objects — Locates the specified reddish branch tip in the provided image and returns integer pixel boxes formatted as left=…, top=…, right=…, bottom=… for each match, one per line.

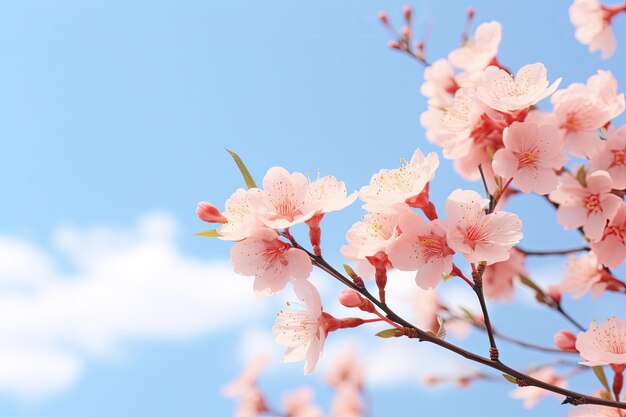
left=378, top=11, right=389, bottom=25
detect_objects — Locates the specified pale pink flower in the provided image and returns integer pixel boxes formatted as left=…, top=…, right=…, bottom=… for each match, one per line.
left=233, top=388, right=269, bottom=417
left=273, top=281, right=328, bottom=375
left=510, top=367, right=566, bottom=408
left=340, top=208, right=403, bottom=261
left=559, top=251, right=613, bottom=299
left=492, top=121, right=566, bottom=195
left=554, top=330, right=578, bottom=352
left=231, top=228, right=312, bottom=296
left=477, top=63, right=561, bottom=113
left=329, top=384, right=363, bottom=417
left=359, top=148, right=439, bottom=210
left=420, top=58, right=458, bottom=107
left=282, top=387, right=324, bottom=417
left=445, top=189, right=523, bottom=265
left=255, top=167, right=316, bottom=229
left=222, top=356, right=270, bottom=398
left=576, top=317, right=626, bottom=366
left=325, top=348, right=364, bottom=388
left=448, top=21, right=502, bottom=72
left=570, top=0, right=619, bottom=59
left=591, top=203, right=626, bottom=267
left=552, top=70, right=624, bottom=156
left=386, top=212, right=454, bottom=289
left=302, top=174, right=358, bottom=215
left=549, top=170, right=621, bottom=241
left=482, top=247, right=527, bottom=302
left=591, top=125, right=626, bottom=189
left=198, top=188, right=265, bottom=241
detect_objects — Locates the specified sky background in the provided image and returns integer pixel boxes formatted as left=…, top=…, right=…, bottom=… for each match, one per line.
left=0, top=0, right=625, bottom=416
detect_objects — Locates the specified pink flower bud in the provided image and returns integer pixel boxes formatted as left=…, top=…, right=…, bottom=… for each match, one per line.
left=197, top=202, right=227, bottom=223
left=422, top=373, right=440, bottom=385
left=547, top=285, right=561, bottom=303
left=554, top=330, right=578, bottom=352
left=377, top=11, right=389, bottom=25
left=339, top=289, right=364, bottom=308
left=466, top=7, right=475, bottom=19
left=402, top=5, right=412, bottom=21
left=402, top=26, right=411, bottom=38
left=388, top=41, right=401, bottom=50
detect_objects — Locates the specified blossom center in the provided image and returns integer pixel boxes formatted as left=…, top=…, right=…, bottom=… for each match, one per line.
left=515, top=147, right=539, bottom=168
left=462, top=224, right=485, bottom=249
left=584, top=194, right=601, bottom=212
left=611, top=149, right=626, bottom=167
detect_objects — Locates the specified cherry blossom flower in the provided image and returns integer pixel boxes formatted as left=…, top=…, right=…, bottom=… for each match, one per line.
left=303, top=174, right=358, bottom=216
left=359, top=148, right=439, bottom=211
left=492, top=121, right=566, bottom=195
left=231, top=228, right=312, bottom=296
left=325, top=348, right=364, bottom=388
left=282, top=388, right=324, bottom=417
left=448, top=21, right=502, bottom=73
left=510, top=367, right=567, bottom=408
left=559, top=251, right=614, bottom=299
left=386, top=212, right=454, bottom=289
left=482, top=247, right=527, bottom=302
left=341, top=208, right=403, bottom=262
left=591, top=125, right=626, bottom=189
left=222, top=356, right=270, bottom=398
left=477, top=63, right=561, bottom=113
left=445, top=189, right=523, bottom=265
left=576, top=317, right=626, bottom=366
left=420, top=58, right=457, bottom=107
left=570, top=0, right=621, bottom=59
left=552, top=70, right=624, bottom=156
left=591, top=203, right=626, bottom=267
left=198, top=188, right=265, bottom=241
left=233, top=389, right=269, bottom=417
left=549, top=170, right=621, bottom=241
left=329, top=384, right=363, bottom=417
left=554, top=330, right=578, bottom=352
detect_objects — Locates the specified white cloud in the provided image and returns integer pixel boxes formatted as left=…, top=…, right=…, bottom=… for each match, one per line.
left=0, top=212, right=266, bottom=399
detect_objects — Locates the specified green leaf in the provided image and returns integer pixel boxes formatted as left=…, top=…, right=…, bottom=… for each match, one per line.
left=575, top=166, right=588, bottom=187
left=435, top=315, right=446, bottom=340
left=343, top=264, right=357, bottom=279
left=592, top=366, right=612, bottom=398
left=519, top=274, right=546, bottom=301
left=502, top=374, right=519, bottom=384
left=226, top=149, right=257, bottom=189
left=459, top=306, right=476, bottom=322
left=194, top=229, right=221, bottom=238
left=375, top=329, right=399, bottom=338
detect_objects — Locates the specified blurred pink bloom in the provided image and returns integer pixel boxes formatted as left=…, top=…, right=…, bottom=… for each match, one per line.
left=591, top=125, right=626, bottom=189
left=325, top=348, right=364, bottom=388
left=448, top=21, right=502, bottom=72
left=231, top=228, right=312, bottom=296
left=576, top=317, right=626, bottom=366
left=233, top=388, right=269, bottom=417
left=273, top=281, right=328, bottom=375
left=477, top=63, right=561, bottom=113
left=569, top=393, right=626, bottom=416
left=492, top=121, right=566, bottom=195
left=552, top=70, right=624, bottom=156
left=591, top=203, right=626, bottom=267
left=510, top=367, right=567, bottom=408
left=421, top=58, right=458, bottom=107
left=359, top=148, right=439, bottom=210
left=387, top=212, right=454, bottom=289
left=559, top=251, right=613, bottom=299
left=341, top=208, right=403, bottom=261
left=482, top=247, right=527, bottom=302
left=303, top=175, right=358, bottom=216
left=554, top=330, right=578, bottom=352
left=549, top=170, right=621, bottom=241
left=200, top=188, right=265, bottom=241
left=329, top=384, right=363, bottom=417
left=282, top=387, right=324, bottom=417
left=445, top=189, right=523, bottom=265
left=222, top=356, right=270, bottom=398
left=570, top=0, right=620, bottom=59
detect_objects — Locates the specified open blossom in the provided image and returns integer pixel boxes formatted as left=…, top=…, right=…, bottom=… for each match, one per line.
left=448, top=21, right=502, bottom=73
left=591, top=203, right=626, bottom=267
left=359, top=148, right=439, bottom=210
left=341, top=208, right=403, bottom=261
left=549, top=170, right=621, bottom=241
left=198, top=188, right=265, bottom=241
left=482, top=247, right=527, bottom=302
left=445, top=189, right=523, bottom=265
left=552, top=70, right=624, bottom=156
left=282, top=388, right=324, bottom=417
left=387, top=212, right=454, bottom=289
left=477, top=63, right=561, bottom=113
left=510, top=367, right=567, bottom=408
left=222, top=356, right=270, bottom=398
left=303, top=175, right=357, bottom=216
left=591, top=125, right=626, bottom=189
left=492, top=121, right=566, bottom=195
left=231, top=228, right=312, bottom=296
left=273, top=281, right=327, bottom=375
left=570, top=0, right=618, bottom=59
left=325, top=348, right=364, bottom=388
left=559, top=251, right=614, bottom=299
left=576, top=317, right=626, bottom=366
left=421, top=58, right=457, bottom=107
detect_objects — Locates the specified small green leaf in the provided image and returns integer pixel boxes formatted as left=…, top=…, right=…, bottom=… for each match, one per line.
left=194, top=229, right=221, bottom=238
left=435, top=315, right=446, bottom=340
left=459, top=306, right=476, bottom=322
left=226, top=149, right=257, bottom=189
left=592, top=366, right=612, bottom=398
left=575, top=166, right=588, bottom=187
left=375, top=329, right=399, bottom=338
left=343, top=264, right=357, bottom=279
left=502, top=374, right=518, bottom=384
left=519, top=274, right=546, bottom=302
left=441, top=273, right=454, bottom=282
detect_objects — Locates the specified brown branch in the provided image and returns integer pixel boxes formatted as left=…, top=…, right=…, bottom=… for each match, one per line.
left=516, top=246, right=590, bottom=256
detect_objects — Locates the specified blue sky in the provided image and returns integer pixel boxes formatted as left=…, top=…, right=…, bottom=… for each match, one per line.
left=0, top=0, right=625, bottom=416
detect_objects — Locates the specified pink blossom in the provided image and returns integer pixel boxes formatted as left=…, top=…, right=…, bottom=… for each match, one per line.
left=273, top=281, right=327, bottom=375
left=325, top=348, right=364, bottom=388
left=359, top=148, right=439, bottom=210
left=477, top=63, right=562, bottom=113
left=559, top=251, right=614, bottom=299
left=386, top=212, right=454, bottom=289
left=302, top=174, right=358, bottom=215
left=448, top=21, right=502, bottom=73
left=329, top=384, right=363, bottom=417
left=231, top=228, right=312, bottom=296
left=552, top=70, right=624, bottom=156
left=576, top=317, right=626, bottom=366
left=591, top=125, right=626, bottom=189
left=199, top=188, right=265, bottom=241
left=420, top=58, right=457, bottom=107
left=570, top=0, right=618, bottom=59
left=492, top=122, right=566, bottom=195
left=510, top=367, right=567, bottom=408
left=554, top=330, right=578, bottom=352
left=482, top=247, right=527, bottom=302
left=341, top=208, right=403, bottom=261
left=445, top=189, right=523, bottom=265
left=591, top=203, right=626, bottom=267
left=549, top=170, right=621, bottom=241
left=233, top=388, right=269, bottom=417
left=282, top=388, right=324, bottom=417
left=222, top=356, right=270, bottom=398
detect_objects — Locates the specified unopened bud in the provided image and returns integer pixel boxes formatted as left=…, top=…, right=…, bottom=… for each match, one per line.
left=197, top=202, right=227, bottom=223
left=402, top=25, right=411, bottom=38
left=554, top=330, right=578, bottom=352
left=547, top=285, right=562, bottom=304
left=402, top=5, right=412, bottom=21
left=388, top=40, right=401, bottom=50
left=378, top=11, right=389, bottom=25
left=422, top=373, right=440, bottom=385
left=466, top=7, right=475, bottom=19
left=339, top=289, right=377, bottom=314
